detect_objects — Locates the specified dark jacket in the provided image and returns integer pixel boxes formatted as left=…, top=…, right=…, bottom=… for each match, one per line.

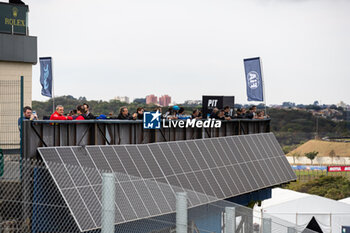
left=136, top=113, right=143, bottom=120
left=83, top=112, right=95, bottom=119
left=224, top=111, right=231, bottom=118
left=210, top=112, right=219, bottom=119
left=117, top=113, right=133, bottom=120
left=245, top=111, right=254, bottom=119
left=235, top=113, right=245, bottom=119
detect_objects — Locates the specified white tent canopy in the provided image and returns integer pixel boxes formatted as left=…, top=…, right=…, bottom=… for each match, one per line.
left=339, top=197, right=350, bottom=205
left=256, top=188, right=350, bottom=233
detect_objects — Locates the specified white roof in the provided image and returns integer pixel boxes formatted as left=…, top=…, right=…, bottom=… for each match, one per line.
left=338, top=197, right=350, bottom=204
left=260, top=188, right=310, bottom=209
left=264, top=195, right=350, bottom=214
left=258, top=188, right=350, bottom=233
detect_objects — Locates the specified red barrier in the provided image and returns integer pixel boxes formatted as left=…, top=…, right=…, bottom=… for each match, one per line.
left=327, top=166, right=350, bottom=172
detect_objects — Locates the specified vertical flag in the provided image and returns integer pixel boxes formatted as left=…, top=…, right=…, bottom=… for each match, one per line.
left=244, top=57, right=264, bottom=102
left=39, top=57, right=53, bottom=97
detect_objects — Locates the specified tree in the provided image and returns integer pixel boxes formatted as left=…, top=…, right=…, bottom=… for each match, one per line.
left=305, top=151, right=319, bottom=165
left=329, top=149, right=336, bottom=164
left=291, top=152, right=301, bottom=165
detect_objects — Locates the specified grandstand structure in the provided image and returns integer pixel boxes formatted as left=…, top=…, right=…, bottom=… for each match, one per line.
left=0, top=1, right=298, bottom=232
left=7, top=118, right=295, bottom=232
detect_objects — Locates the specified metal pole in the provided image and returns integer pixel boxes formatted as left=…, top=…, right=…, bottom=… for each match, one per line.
left=20, top=76, right=24, bottom=175
left=20, top=76, right=30, bottom=232
left=51, top=58, right=55, bottom=113
left=260, top=58, right=267, bottom=115
left=262, top=218, right=271, bottom=233
left=101, top=173, right=115, bottom=233
left=224, top=207, right=236, bottom=233
left=176, top=192, right=187, bottom=233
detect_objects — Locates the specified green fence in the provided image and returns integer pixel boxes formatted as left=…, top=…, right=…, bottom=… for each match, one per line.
left=0, top=78, right=22, bottom=160
left=294, top=169, right=350, bottom=182
left=0, top=148, right=3, bottom=177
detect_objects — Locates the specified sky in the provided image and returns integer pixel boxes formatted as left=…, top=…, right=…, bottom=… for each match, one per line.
left=24, top=0, right=350, bottom=105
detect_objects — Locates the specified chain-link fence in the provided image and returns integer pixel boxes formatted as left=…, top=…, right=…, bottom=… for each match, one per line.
left=1, top=158, right=321, bottom=233
left=294, top=168, right=350, bottom=182
left=0, top=79, right=21, bottom=151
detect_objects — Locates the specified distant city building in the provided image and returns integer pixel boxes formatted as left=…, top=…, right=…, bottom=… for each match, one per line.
left=133, top=98, right=146, bottom=104
left=159, top=95, right=171, bottom=107
left=184, top=100, right=202, bottom=106
left=337, top=101, right=347, bottom=109
left=282, top=102, right=296, bottom=108
left=114, top=96, right=130, bottom=103
left=146, top=94, right=158, bottom=105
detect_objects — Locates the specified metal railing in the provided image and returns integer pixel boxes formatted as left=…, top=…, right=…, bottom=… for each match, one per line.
left=22, top=119, right=270, bottom=159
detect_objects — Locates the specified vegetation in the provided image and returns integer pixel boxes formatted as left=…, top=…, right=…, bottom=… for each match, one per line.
left=329, top=149, right=336, bottom=163
left=304, top=151, right=319, bottom=164
left=290, top=152, right=301, bottom=164
left=268, top=108, right=350, bottom=148
left=32, top=95, right=200, bottom=118
left=287, top=176, right=350, bottom=200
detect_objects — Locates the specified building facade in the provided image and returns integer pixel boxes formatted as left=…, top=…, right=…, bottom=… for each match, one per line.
left=146, top=94, right=158, bottom=105
left=159, top=94, right=171, bottom=107
left=0, top=2, right=37, bottom=149
left=114, top=96, right=130, bottom=103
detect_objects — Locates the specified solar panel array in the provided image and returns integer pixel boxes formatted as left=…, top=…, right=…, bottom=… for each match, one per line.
left=38, top=132, right=296, bottom=232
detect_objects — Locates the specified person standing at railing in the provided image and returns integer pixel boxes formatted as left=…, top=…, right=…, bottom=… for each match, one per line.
left=83, top=103, right=95, bottom=119
left=209, top=108, right=219, bottom=119
left=133, top=107, right=144, bottom=120
left=255, top=110, right=270, bottom=119
left=164, top=106, right=179, bottom=120
left=245, top=105, right=257, bottom=119
left=117, top=106, right=134, bottom=120
left=223, top=106, right=232, bottom=120
left=191, top=109, right=202, bottom=120
left=74, top=105, right=85, bottom=120
left=50, top=105, right=73, bottom=120
left=18, top=106, right=38, bottom=130
left=177, top=107, right=191, bottom=120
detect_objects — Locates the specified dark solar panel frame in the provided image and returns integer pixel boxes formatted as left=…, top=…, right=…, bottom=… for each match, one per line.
left=38, top=132, right=296, bottom=232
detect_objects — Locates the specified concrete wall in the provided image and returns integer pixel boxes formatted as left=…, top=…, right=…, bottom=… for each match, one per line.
left=0, top=34, right=37, bottom=64
left=0, top=61, right=32, bottom=149
left=287, top=156, right=350, bottom=165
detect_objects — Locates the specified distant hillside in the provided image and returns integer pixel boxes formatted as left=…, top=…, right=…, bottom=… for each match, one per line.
left=287, top=140, right=350, bottom=157
left=268, top=108, right=350, bottom=151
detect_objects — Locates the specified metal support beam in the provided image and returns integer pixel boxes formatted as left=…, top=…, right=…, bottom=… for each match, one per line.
left=224, top=207, right=236, bottom=233
left=176, top=192, right=187, bottom=233
left=101, top=173, right=115, bottom=233
left=262, top=218, right=272, bottom=233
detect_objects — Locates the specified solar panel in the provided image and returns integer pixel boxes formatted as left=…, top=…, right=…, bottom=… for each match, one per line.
left=38, top=132, right=296, bottom=232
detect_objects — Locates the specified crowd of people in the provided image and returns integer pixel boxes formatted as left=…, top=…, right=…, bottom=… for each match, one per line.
left=49, top=104, right=145, bottom=120
left=21, top=104, right=269, bottom=122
